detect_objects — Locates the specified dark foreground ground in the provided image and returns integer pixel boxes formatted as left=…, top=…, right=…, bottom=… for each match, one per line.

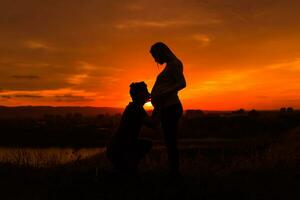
left=1, top=109, right=300, bottom=199
left=1, top=164, right=300, bottom=200
left=1, top=134, right=300, bottom=200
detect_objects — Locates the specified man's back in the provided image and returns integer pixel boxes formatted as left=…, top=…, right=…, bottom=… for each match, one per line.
left=109, top=102, right=147, bottom=149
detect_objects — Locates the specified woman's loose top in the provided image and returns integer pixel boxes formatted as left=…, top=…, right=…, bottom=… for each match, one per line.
left=151, top=59, right=186, bottom=109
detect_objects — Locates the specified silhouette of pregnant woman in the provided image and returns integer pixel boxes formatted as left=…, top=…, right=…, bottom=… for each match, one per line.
left=150, top=42, right=186, bottom=175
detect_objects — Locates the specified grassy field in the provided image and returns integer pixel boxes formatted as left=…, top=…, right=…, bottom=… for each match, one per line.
left=1, top=129, right=300, bottom=200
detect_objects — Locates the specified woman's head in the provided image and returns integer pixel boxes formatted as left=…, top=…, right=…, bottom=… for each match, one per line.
left=150, top=42, right=176, bottom=64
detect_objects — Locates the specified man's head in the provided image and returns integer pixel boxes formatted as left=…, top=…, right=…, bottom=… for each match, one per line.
left=129, top=82, right=150, bottom=104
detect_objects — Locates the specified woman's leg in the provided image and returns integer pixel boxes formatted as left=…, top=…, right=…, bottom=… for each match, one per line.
left=161, top=104, right=183, bottom=173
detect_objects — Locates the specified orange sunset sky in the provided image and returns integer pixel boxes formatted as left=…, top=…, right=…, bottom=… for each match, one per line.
left=0, top=0, right=300, bottom=110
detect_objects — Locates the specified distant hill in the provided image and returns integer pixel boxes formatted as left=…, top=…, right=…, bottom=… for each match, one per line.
left=0, top=106, right=123, bottom=119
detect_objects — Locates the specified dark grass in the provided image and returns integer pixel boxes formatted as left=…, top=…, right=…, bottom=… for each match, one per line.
left=1, top=142, right=300, bottom=200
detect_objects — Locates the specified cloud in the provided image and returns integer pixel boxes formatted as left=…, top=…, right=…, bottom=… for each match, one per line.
left=77, top=61, right=97, bottom=70
left=76, top=61, right=124, bottom=72
left=193, top=34, right=211, bottom=46
left=116, top=19, right=221, bottom=29
left=14, top=63, right=50, bottom=68
left=116, top=20, right=171, bottom=29
left=125, top=4, right=144, bottom=11
left=0, top=95, right=12, bottom=99
left=24, top=41, right=51, bottom=50
left=266, top=58, right=300, bottom=71
left=11, top=75, right=40, bottom=80
left=0, top=88, right=96, bottom=97
left=67, top=74, right=89, bottom=85
left=101, top=76, right=120, bottom=82
left=14, top=94, right=43, bottom=98
left=0, top=88, right=98, bottom=103
left=54, top=94, right=93, bottom=102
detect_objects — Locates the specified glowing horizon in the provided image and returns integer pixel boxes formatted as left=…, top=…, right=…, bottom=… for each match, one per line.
left=1, top=0, right=300, bottom=110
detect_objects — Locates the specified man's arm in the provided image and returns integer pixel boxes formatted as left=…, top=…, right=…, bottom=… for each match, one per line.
left=143, top=110, right=159, bottom=129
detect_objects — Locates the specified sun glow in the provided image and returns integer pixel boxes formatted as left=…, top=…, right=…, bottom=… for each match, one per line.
left=144, top=101, right=154, bottom=111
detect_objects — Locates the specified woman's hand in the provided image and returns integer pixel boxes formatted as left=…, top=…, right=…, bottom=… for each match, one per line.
left=151, top=93, right=167, bottom=109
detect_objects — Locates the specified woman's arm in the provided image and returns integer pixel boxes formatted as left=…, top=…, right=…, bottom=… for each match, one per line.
left=154, top=60, right=186, bottom=97
left=169, top=60, right=186, bottom=92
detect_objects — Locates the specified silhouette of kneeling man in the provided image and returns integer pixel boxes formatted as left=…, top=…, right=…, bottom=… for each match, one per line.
left=106, top=82, right=154, bottom=174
